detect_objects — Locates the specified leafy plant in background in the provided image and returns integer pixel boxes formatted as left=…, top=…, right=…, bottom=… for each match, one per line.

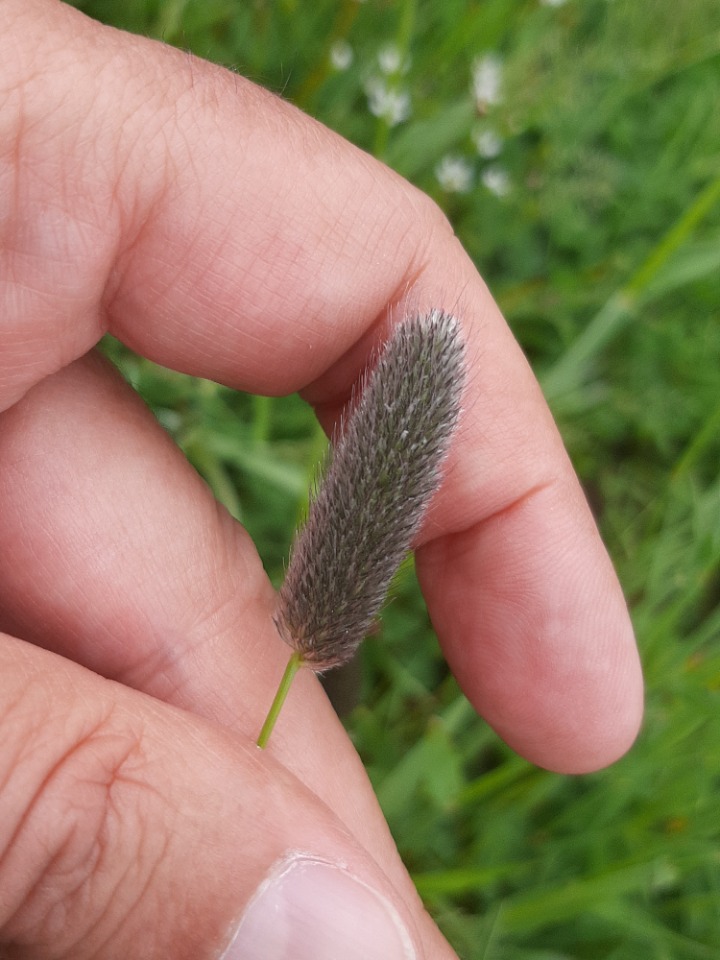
left=83, top=0, right=720, bottom=956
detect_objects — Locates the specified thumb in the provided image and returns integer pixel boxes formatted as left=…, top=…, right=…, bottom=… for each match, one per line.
left=0, top=634, right=451, bottom=960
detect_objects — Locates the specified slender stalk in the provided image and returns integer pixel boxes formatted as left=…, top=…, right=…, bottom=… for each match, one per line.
left=256, top=651, right=304, bottom=749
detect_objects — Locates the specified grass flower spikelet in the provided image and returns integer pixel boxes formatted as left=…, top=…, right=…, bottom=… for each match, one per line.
left=274, top=310, right=465, bottom=670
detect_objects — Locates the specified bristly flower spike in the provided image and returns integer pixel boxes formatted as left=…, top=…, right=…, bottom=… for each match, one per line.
left=257, top=310, right=465, bottom=747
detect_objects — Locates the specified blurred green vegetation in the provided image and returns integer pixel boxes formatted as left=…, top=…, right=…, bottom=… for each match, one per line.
left=73, top=0, right=720, bottom=956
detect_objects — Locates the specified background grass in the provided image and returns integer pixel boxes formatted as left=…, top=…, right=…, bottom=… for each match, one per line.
left=72, top=1, right=720, bottom=956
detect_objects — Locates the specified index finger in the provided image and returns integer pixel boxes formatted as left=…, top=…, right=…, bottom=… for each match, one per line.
left=2, top=0, right=642, bottom=772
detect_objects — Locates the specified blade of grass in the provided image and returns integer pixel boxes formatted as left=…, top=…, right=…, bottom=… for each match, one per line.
left=414, top=862, right=530, bottom=898
left=542, top=173, right=720, bottom=402
left=499, top=860, right=658, bottom=933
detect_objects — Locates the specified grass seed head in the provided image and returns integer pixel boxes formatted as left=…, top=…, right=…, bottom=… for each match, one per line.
left=274, top=309, right=465, bottom=669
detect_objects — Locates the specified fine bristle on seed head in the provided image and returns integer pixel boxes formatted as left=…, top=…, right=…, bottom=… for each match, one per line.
left=274, top=310, right=465, bottom=670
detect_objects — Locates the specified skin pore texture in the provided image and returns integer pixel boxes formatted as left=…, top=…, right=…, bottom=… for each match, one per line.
left=0, top=1, right=643, bottom=957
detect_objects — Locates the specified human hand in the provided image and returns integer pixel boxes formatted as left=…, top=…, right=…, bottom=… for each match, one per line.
left=0, top=2, right=643, bottom=957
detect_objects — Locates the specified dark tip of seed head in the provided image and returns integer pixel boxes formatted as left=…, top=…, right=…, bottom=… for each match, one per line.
left=274, top=309, right=466, bottom=670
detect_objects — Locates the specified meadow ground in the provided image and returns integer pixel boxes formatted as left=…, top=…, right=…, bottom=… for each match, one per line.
left=75, top=1, right=720, bottom=956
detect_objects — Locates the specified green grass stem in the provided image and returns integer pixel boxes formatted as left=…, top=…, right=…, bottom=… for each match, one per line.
left=256, top=651, right=304, bottom=749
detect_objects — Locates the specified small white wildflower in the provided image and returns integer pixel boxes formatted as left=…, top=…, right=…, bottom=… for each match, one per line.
left=156, top=408, right=183, bottom=433
left=540, top=0, right=568, bottom=6
left=471, top=53, right=503, bottom=108
left=377, top=43, right=409, bottom=76
left=435, top=155, right=474, bottom=193
left=329, top=40, right=354, bottom=71
left=473, top=127, right=503, bottom=158
left=481, top=166, right=511, bottom=197
left=364, top=75, right=384, bottom=101
left=365, top=76, right=412, bottom=126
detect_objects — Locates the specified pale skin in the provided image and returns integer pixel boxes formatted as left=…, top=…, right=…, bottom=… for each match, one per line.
left=0, top=1, right=644, bottom=957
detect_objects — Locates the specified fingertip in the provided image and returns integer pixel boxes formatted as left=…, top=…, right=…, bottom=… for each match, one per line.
left=417, top=481, right=645, bottom=776
left=508, top=633, right=645, bottom=775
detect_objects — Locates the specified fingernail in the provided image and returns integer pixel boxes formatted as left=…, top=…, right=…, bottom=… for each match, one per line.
left=221, top=854, right=417, bottom=960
